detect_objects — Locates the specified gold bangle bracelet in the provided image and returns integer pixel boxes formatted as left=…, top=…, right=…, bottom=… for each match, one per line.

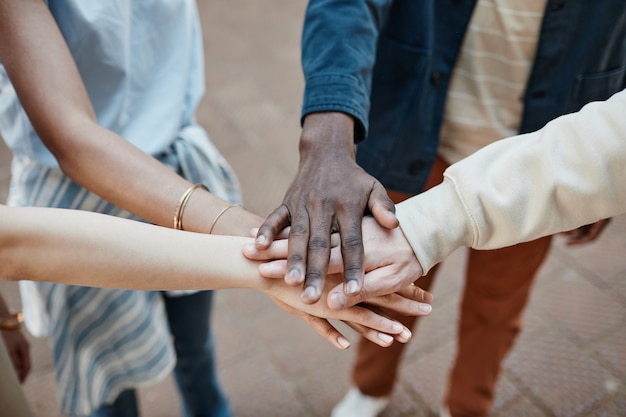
left=208, top=204, right=239, bottom=234
left=173, top=184, right=209, bottom=230
left=0, top=312, right=24, bottom=331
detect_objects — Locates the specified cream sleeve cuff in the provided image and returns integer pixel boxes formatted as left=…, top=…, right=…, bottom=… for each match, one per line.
left=395, top=179, right=474, bottom=273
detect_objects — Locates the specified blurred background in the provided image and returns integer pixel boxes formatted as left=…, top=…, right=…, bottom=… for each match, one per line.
left=0, top=1, right=625, bottom=416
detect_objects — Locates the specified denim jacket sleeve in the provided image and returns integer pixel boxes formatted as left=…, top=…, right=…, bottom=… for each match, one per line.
left=301, top=0, right=394, bottom=141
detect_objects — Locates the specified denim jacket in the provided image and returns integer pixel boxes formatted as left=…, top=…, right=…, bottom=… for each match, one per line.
left=301, top=0, right=626, bottom=194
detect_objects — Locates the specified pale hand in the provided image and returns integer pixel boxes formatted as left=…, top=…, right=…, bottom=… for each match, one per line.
left=260, top=272, right=416, bottom=350
left=245, top=216, right=430, bottom=312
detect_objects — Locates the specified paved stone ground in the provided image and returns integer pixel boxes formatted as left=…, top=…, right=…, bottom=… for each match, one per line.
left=1, top=1, right=625, bottom=416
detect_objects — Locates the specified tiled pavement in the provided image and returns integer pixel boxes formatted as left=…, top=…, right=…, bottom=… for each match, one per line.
left=0, top=1, right=625, bottom=416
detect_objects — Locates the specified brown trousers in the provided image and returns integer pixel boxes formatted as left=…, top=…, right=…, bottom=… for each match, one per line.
left=352, top=157, right=552, bottom=417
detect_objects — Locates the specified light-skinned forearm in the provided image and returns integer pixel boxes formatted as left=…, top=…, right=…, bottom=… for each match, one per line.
left=0, top=205, right=264, bottom=291
left=0, top=205, right=417, bottom=348
left=0, top=0, right=261, bottom=237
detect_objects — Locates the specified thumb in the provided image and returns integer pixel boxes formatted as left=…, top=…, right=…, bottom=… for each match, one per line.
left=368, top=183, right=398, bottom=230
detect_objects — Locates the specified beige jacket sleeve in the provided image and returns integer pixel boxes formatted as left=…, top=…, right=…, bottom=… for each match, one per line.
left=396, top=88, right=626, bottom=273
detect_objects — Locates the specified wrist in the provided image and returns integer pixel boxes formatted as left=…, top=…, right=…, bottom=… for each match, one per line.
left=256, top=276, right=275, bottom=294
left=208, top=205, right=259, bottom=236
left=175, top=186, right=261, bottom=236
left=300, top=112, right=355, bottom=159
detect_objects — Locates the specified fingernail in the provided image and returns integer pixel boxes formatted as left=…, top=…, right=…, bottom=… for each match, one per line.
left=286, top=269, right=303, bottom=284
left=302, top=286, right=318, bottom=301
left=255, top=235, right=267, bottom=246
left=337, top=336, right=351, bottom=349
left=392, top=323, right=403, bottom=333
left=258, top=263, right=274, bottom=277
left=243, top=242, right=255, bottom=253
left=345, top=280, right=360, bottom=295
left=378, top=333, right=393, bottom=344
left=330, top=292, right=346, bottom=309
left=401, top=329, right=412, bottom=340
left=419, top=303, right=432, bottom=314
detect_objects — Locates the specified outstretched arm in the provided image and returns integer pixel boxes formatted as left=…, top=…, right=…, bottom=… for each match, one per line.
left=0, top=205, right=432, bottom=349
left=0, top=1, right=418, bottom=346
left=396, top=88, right=626, bottom=273
left=249, top=89, right=626, bottom=309
left=0, top=0, right=259, bottom=236
left=334, top=91, right=626, bottom=307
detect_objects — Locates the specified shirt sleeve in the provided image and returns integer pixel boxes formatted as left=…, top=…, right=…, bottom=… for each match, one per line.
left=396, top=88, right=626, bottom=273
left=300, top=0, right=393, bottom=141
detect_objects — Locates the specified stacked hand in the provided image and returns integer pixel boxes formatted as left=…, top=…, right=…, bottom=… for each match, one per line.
left=245, top=216, right=431, bottom=349
left=250, top=112, right=430, bottom=350
left=254, top=113, right=399, bottom=303
left=259, top=271, right=429, bottom=350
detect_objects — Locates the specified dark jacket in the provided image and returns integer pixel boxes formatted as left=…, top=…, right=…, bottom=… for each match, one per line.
left=301, top=0, right=626, bottom=193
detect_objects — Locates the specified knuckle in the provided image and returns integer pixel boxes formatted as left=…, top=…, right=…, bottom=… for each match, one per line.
left=354, top=307, right=372, bottom=323
left=290, top=223, right=308, bottom=237
left=305, top=270, right=324, bottom=282
left=308, top=236, right=330, bottom=250
left=336, top=202, right=363, bottom=217
left=341, top=234, right=363, bottom=251
left=322, top=326, right=336, bottom=339
left=288, top=253, right=304, bottom=264
left=344, top=264, right=363, bottom=276
left=356, top=288, right=371, bottom=302
left=378, top=293, right=393, bottom=304
left=269, top=205, right=288, bottom=221
left=364, top=313, right=382, bottom=328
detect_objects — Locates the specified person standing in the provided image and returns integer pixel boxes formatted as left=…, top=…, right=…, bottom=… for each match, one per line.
left=256, top=1, right=625, bottom=416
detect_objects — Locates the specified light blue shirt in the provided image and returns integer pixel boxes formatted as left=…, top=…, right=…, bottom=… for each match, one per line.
left=0, top=0, right=205, bottom=168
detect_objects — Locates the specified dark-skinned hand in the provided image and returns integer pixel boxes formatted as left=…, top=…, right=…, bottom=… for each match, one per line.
left=255, top=112, right=398, bottom=304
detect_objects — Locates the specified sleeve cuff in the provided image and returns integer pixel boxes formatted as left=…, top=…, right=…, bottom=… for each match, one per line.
left=301, top=74, right=370, bottom=141
left=395, top=179, right=474, bottom=273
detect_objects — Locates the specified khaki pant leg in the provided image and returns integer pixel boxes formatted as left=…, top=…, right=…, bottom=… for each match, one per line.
left=352, top=158, right=447, bottom=397
left=445, top=235, right=552, bottom=417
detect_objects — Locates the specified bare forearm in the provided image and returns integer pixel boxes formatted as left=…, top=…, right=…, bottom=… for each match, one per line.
left=0, top=0, right=261, bottom=236
left=0, top=205, right=419, bottom=348
left=0, top=206, right=264, bottom=291
left=54, top=126, right=263, bottom=235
